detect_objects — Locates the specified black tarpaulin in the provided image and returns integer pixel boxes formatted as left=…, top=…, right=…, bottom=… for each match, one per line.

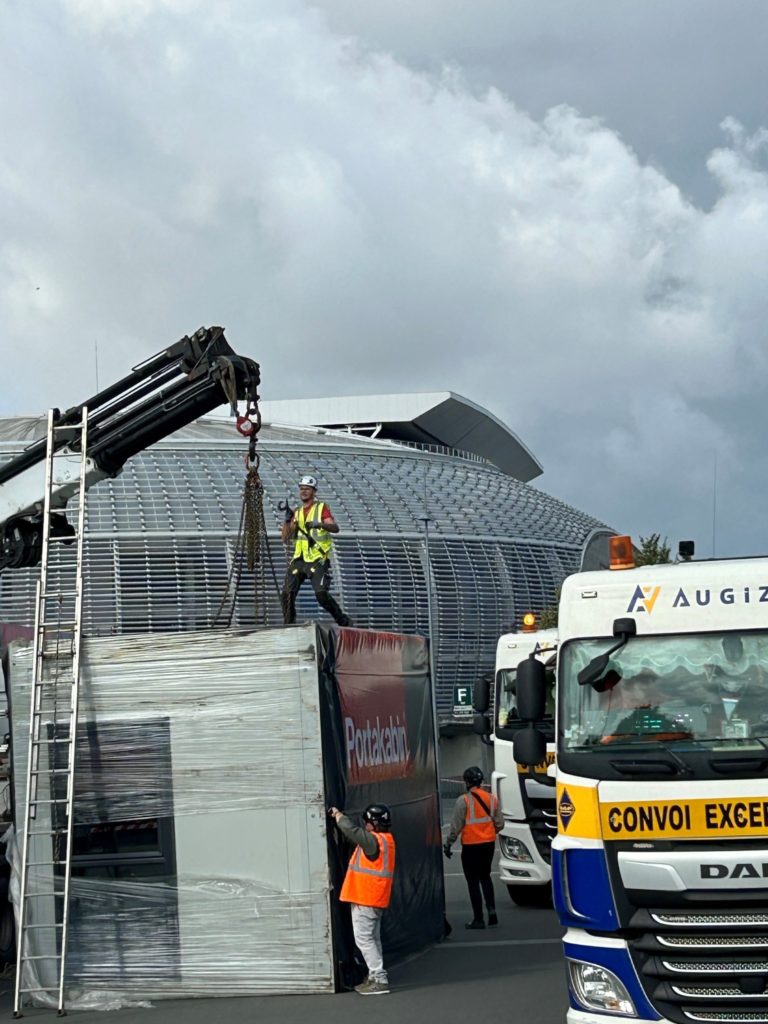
left=319, top=626, right=444, bottom=987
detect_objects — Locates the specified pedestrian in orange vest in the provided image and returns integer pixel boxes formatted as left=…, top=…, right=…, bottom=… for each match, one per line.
left=329, top=803, right=396, bottom=995
left=443, top=766, right=502, bottom=929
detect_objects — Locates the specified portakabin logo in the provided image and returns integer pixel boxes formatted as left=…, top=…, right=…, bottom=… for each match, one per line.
left=627, top=585, right=661, bottom=614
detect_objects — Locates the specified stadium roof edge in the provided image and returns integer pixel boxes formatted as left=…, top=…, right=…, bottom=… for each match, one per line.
left=258, top=392, right=543, bottom=481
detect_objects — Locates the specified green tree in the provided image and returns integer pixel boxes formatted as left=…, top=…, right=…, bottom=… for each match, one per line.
left=539, top=585, right=561, bottom=629
left=634, top=533, right=672, bottom=566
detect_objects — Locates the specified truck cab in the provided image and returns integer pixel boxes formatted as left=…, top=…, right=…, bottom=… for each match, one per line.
left=493, top=626, right=558, bottom=906
left=515, top=541, right=768, bottom=1024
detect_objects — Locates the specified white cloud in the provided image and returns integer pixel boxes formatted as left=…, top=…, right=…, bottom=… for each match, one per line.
left=1, top=1, right=768, bottom=557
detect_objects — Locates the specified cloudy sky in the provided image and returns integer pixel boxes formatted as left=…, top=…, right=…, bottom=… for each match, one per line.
left=2, top=0, right=767, bottom=557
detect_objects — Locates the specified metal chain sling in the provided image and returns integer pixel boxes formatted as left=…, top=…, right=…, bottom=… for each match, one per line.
left=211, top=404, right=283, bottom=628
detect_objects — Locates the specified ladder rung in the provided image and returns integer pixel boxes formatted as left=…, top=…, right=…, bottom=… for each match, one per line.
left=30, top=738, right=72, bottom=746
left=29, top=769, right=72, bottom=776
left=29, top=798, right=70, bottom=806
left=27, top=829, right=69, bottom=838
left=23, top=891, right=60, bottom=899
left=23, top=921, right=64, bottom=928
left=25, top=862, right=66, bottom=869
left=39, top=619, right=79, bottom=628
left=21, top=954, right=63, bottom=961
left=18, top=986, right=62, bottom=993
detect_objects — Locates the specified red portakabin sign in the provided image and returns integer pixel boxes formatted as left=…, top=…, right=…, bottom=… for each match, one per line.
left=335, top=630, right=412, bottom=784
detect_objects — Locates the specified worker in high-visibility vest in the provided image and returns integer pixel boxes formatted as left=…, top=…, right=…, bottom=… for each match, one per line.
left=443, top=766, right=502, bottom=929
left=280, top=474, right=352, bottom=626
left=329, top=803, right=395, bottom=995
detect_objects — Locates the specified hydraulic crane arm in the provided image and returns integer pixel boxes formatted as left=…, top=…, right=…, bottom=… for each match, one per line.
left=0, top=326, right=260, bottom=572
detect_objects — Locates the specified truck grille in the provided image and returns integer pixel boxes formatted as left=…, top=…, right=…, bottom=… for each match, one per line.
left=685, top=1016, right=768, bottom=1023
left=629, top=908, right=768, bottom=1024
left=660, top=936, right=768, bottom=949
left=527, top=796, right=557, bottom=864
left=654, top=912, right=768, bottom=928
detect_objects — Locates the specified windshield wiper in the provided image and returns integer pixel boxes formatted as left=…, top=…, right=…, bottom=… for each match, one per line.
left=597, top=741, right=692, bottom=775
left=709, top=735, right=768, bottom=773
left=578, top=617, right=637, bottom=689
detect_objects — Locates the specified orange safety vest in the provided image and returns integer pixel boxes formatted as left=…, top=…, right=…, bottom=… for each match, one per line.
left=461, top=788, right=498, bottom=845
left=340, top=831, right=396, bottom=909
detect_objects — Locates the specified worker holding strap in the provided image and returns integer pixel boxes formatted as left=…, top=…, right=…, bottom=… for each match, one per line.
left=280, top=474, right=352, bottom=627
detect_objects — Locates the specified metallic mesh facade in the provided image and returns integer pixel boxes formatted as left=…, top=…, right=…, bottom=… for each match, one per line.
left=0, top=418, right=609, bottom=721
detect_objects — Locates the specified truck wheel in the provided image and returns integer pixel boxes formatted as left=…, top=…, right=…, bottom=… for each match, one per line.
left=507, top=883, right=552, bottom=907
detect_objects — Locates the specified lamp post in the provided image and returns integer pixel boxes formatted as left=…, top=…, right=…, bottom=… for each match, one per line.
left=420, top=463, right=442, bottom=819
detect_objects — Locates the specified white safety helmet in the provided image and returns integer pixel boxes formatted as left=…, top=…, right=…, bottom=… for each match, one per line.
left=299, top=475, right=318, bottom=489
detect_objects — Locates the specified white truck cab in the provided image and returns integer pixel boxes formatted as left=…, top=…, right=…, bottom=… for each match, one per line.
left=493, top=626, right=558, bottom=906
left=515, top=541, right=768, bottom=1023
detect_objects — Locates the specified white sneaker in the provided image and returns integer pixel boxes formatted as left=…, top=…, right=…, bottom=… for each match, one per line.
left=356, top=977, right=390, bottom=995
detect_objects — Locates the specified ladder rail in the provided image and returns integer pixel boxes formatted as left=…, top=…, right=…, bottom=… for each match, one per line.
left=13, top=407, right=89, bottom=1018
left=56, top=407, right=88, bottom=1014
left=13, top=577, right=47, bottom=1015
left=14, top=407, right=58, bottom=1014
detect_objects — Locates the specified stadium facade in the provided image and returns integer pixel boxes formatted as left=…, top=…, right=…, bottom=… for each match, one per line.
left=0, top=394, right=611, bottom=723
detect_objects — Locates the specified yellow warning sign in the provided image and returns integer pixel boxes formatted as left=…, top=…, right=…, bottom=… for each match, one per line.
left=517, top=751, right=555, bottom=775
left=554, top=787, right=768, bottom=841
left=600, top=797, right=768, bottom=840
left=556, top=782, right=601, bottom=838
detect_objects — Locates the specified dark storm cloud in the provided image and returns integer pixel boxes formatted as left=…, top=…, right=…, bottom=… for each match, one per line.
left=313, top=0, right=768, bottom=207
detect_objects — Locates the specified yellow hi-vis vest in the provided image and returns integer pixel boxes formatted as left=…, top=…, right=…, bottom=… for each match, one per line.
left=293, top=502, right=333, bottom=563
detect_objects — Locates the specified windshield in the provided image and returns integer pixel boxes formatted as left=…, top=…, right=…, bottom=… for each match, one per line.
left=560, top=630, right=768, bottom=752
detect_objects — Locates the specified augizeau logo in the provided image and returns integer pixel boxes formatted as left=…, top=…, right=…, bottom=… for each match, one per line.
left=627, top=584, right=768, bottom=614
left=626, top=585, right=661, bottom=614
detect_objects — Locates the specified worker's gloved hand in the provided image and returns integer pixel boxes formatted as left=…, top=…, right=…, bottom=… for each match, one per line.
left=306, top=519, right=323, bottom=530
left=443, top=843, right=453, bottom=859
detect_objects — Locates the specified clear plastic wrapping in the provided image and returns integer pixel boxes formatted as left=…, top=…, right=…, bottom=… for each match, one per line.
left=6, top=625, right=335, bottom=1005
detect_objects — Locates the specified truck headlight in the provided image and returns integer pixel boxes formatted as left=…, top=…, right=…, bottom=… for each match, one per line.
left=567, top=960, right=636, bottom=1016
left=499, top=836, right=534, bottom=862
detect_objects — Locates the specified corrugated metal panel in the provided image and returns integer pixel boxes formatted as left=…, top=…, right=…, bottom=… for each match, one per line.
left=0, top=424, right=601, bottom=721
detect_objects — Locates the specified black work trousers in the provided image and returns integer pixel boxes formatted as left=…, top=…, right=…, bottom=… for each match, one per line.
left=461, top=841, right=496, bottom=922
left=281, top=557, right=350, bottom=627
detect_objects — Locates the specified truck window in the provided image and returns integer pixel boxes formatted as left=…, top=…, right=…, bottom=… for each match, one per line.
left=560, top=630, right=768, bottom=751
left=496, top=666, right=555, bottom=731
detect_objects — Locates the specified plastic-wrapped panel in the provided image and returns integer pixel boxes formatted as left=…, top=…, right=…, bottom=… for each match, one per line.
left=6, top=625, right=334, bottom=1004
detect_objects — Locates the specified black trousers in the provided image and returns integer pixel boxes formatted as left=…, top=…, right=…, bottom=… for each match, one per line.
left=282, top=558, right=350, bottom=626
left=461, top=842, right=496, bottom=922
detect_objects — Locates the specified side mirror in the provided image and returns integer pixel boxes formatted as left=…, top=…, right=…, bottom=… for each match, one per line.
left=473, top=711, right=491, bottom=737
left=516, top=656, right=546, bottom=721
left=473, top=674, right=491, bottom=714
left=513, top=726, right=546, bottom=767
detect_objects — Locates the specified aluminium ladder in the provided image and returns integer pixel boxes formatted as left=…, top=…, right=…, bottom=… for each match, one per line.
left=14, top=408, right=89, bottom=1017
